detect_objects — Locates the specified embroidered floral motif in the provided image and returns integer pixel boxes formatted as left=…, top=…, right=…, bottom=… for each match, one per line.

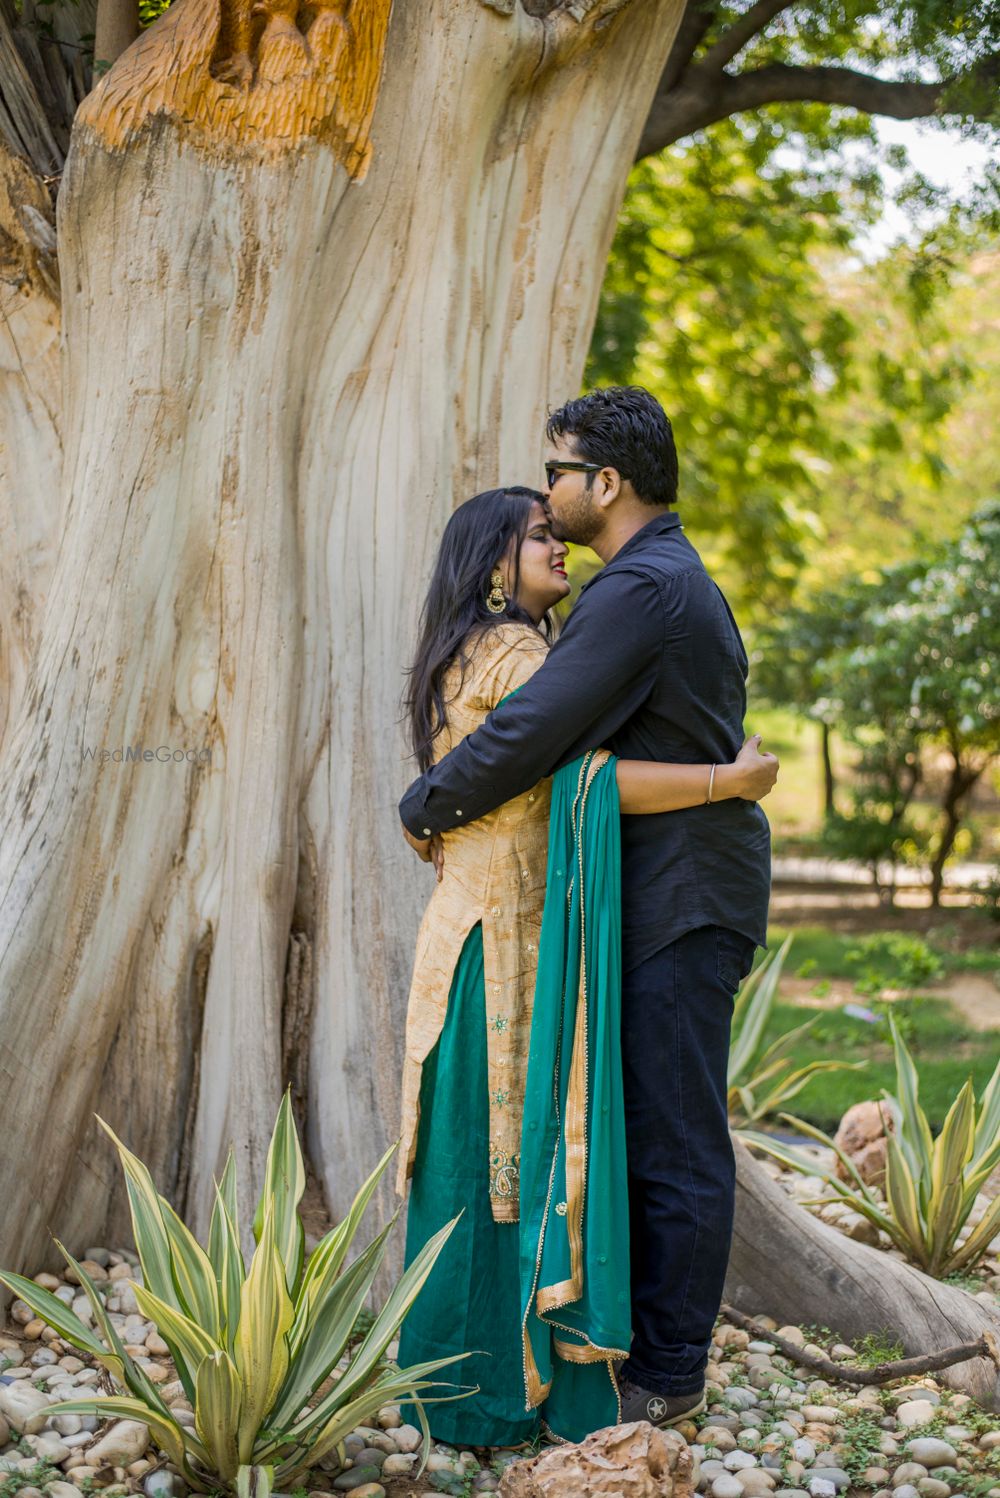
left=555, top=1201, right=568, bottom=1216
left=492, top=1087, right=510, bottom=1109
left=490, top=1013, right=509, bottom=1034
left=489, top=1140, right=520, bottom=1201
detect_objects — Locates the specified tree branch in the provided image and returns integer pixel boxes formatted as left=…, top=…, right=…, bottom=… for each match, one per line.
left=636, top=54, right=1000, bottom=158
left=659, top=0, right=716, bottom=95
left=720, top=1305, right=1000, bottom=1388
left=698, top=0, right=793, bottom=73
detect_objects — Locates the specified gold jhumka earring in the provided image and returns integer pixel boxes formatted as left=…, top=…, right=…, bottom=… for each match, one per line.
left=486, top=569, right=507, bottom=614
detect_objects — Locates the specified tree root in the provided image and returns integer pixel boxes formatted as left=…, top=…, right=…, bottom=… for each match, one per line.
left=720, top=1302, right=1000, bottom=1387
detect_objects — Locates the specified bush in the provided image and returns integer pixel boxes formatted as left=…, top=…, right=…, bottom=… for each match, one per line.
left=0, top=1096, right=462, bottom=1497
left=742, top=1018, right=1000, bottom=1277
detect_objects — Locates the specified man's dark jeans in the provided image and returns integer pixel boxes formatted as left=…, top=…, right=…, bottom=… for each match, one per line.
left=619, top=924, right=757, bottom=1397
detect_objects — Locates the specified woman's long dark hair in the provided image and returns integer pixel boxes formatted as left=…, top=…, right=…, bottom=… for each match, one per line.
left=406, top=486, right=549, bottom=772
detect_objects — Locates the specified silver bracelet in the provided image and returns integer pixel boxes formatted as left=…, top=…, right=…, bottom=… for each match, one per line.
left=707, top=764, right=717, bottom=804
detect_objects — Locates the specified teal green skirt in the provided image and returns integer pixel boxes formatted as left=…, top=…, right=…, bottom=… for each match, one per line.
left=398, top=924, right=539, bottom=1447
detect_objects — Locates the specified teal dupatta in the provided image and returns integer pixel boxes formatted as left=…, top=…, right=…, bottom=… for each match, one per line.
left=519, top=750, right=631, bottom=1442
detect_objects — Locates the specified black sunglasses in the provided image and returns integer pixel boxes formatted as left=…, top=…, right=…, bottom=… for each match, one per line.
left=545, top=461, right=603, bottom=489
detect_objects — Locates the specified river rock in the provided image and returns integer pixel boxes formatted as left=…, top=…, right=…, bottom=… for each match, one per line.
left=393, top=1424, right=422, bottom=1453
left=734, top=1471, right=775, bottom=1496
left=85, top=1419, right=151, bottom=1466
left=801, top=1408, right=839, bottom=1426
left=346, top=1487, right=384, bottom=1498
left=906, top=1442, right=958, bottom=1469
left=713, top=1478, right=743, bottom=1498
left=724, top=1452, right=757, bottom=1472
left=0, top=1382, right=51, bottom=1433
left=808, top=1470, right=849, bottom=1491
left=143, top=1470, right=188, bottom=1498
left=807, top=1481, right=835, bottom=1498
left=376, top=1405, right=401, bottom=1429
left=381, top=1454, right=416, bottom=1476
left=791, top=1440, right=815, bottom=1464
left=354, top=1449, right=387, bottom=1471
left=898, top=1404, right=938, bottom=1430
left=917, top=1481, right=952, bottom=1498
left=498, top=1421, right=693, bottom=1497
left=47, top=1485, right=84, bottom=1498
left=333, top=1468, right=382, bottom=1492
left=893, top=1466, right=929, bottom=1487
left=29, top=1432, right=70, bottom=1462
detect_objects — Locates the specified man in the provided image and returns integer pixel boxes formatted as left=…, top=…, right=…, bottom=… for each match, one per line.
left=399, top=386, right=773, bottom=1428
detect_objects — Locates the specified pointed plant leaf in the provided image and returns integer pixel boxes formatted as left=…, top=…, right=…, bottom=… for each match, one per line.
left=195, top=1349, right=242, bottom=1483
left=96, top=1117, right=181, bottom=1308
left=252, top=1092, right=306, bottom=1296
left=235, top=1200, right=294, bottom=1463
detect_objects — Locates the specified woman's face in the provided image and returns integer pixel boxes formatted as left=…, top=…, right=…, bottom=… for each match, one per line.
left=503, top=500, right=570, bottom=623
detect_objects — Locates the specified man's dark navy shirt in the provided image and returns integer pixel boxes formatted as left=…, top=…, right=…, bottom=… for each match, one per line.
left=399, top=511, right=771, bottom=971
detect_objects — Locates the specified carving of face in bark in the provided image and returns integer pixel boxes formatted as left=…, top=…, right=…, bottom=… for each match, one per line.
left=503, top=500, right=570, bottom=623
left=543, top=433, right=607, bottom=546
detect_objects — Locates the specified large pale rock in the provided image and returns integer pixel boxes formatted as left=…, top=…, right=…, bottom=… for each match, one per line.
left=499, top=1421, right=694, bottom=1498
left=0, top=1382, right=51, bottom=1434
left=85, top=1420, right=151, bottom=1466
left=833, top=1101, right=894, bottom=1187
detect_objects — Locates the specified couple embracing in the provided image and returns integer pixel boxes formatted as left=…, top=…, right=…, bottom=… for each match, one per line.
left=395, top=387, right=776, bottom=1447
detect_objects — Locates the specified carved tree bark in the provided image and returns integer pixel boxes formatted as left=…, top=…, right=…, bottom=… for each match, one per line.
left=726, top=1141, right=1000, bottom=1412
left=0, top=0, right=687, bottom=1274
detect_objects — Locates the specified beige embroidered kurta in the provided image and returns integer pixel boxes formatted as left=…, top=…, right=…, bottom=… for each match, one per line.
left=398, top=623, right=552, bottom=1223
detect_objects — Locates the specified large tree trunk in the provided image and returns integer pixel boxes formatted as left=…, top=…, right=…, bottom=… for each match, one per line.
left=726, top=1140, right=1000, bottom=1411
left=0, top=0, right=686, bottom=1274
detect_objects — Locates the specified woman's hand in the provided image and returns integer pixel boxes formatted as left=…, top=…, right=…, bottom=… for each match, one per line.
left=402, top=823, right=445, bottom=881
left=729, top=733, right=779, bottom=801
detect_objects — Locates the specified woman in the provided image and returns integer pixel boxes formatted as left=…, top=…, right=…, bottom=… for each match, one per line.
left=397, top=486, right=777, bottom=1447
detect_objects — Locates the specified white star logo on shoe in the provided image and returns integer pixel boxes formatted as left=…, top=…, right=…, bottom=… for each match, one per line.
left=646, top=1397, right=667, bottom=1422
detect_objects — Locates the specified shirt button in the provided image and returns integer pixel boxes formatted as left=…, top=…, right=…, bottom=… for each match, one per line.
left=528, top=793, right=535, bottom=802
left=422, top=828, right=432, bottom=836
left=491, top=905, right=501, bottom=917
left=521, top=869, right=529, bottom=879
left=598, top=1254, right=607, bottom=1265
left=455, top=809, right=463, bottom=817
left=494, top=984, right=501, bottom=995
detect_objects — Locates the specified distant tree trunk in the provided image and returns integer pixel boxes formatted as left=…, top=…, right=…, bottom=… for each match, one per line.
left=94, top=0, right=140, bottom=72
left=928, top=743, right=985, bottom=907
left=820, top=720, right=835, bottom=817
left=729, top=1139, right=1000, bottom=1411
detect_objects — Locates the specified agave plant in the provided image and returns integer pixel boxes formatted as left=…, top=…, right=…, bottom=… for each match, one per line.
left=742, top=1018, right=1000, bottom=1277
left=0, top=1095, right=463, bottom=1497
left=728, top=936, right=862, bottom=1124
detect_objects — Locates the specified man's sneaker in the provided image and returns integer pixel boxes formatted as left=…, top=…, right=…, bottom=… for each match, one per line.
left=618, top=1375, right=706, bottom=1427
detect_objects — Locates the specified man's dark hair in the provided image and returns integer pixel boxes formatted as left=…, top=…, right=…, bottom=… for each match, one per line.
left=546, top=386, right=678, bottom=507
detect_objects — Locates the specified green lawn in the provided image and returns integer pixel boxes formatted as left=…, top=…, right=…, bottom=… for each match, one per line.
left=748, top=921, right=1000, bottom=1131
left=769, top=922, right=1000, bottom=980
left=757, top=994, right=998, bottom=1131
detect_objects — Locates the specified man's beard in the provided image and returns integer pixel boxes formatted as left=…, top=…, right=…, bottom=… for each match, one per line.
left=550, top=493, right=601, bottom=546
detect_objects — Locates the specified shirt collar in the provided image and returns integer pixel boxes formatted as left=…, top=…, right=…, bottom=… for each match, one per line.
left=611, top=509, right=682, bottom=564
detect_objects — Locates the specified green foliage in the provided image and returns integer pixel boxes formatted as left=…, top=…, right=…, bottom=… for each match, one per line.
left=851, top=1330, right=905, bottom=1366
left=0, top=1095, right=464, bottom=1495
left=727, top=937, right=863, bottom=1123
left=755, top=503, right=1000, bottom=892
left=589, top=116, right=877, bottom=605
left=743, top=1018, right=1000, bottom=1276
left=844, top=932, right=945, bottom=995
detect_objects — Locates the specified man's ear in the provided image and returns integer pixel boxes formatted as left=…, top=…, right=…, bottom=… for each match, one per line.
left=596, top=467, right=621, bottom=509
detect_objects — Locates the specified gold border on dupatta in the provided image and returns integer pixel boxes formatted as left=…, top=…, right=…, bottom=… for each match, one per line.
left=523, top=750, right=627, bottom=1411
